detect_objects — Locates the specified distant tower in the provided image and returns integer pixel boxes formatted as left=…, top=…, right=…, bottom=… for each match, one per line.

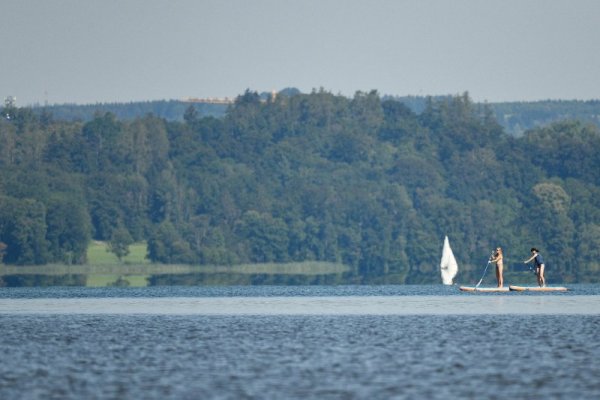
left=5, top=96, right=16, bottom=108
left=4, top=96, right=16, bottom=119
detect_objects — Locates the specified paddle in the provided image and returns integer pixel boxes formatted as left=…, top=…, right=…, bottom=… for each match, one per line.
left=475, top=250, right=495, bottom=288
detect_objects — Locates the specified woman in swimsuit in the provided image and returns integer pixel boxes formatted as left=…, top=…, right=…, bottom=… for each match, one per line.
left=524, top=247, right=545, bottom=287
left=490, top=247, right=504, bottom=288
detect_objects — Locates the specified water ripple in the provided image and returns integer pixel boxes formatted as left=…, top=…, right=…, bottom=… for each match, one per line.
left=3, top=315, right=598, bottom=399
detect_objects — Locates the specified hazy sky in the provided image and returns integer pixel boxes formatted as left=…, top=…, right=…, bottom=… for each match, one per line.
left=2, top=0, right=599, bottom=105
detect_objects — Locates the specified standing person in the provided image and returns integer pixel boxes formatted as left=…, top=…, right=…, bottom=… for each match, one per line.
left=524, top=248, right=545, bottom=287
left=490, top=247, right=504, bottom=288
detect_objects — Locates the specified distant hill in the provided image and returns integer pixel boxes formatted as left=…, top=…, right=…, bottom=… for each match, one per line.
left=388, top=96, right=600, bottom=136
left=489, top=99, right=600, bottom=136
left=30, top=92, right=600, bottom=136
left=31, top=99, right=229, bottom=122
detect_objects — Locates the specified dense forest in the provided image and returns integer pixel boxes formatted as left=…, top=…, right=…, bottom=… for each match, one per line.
left=2, top=90, right=600, bottom=283
left=32, top=91, right=600, bottom=136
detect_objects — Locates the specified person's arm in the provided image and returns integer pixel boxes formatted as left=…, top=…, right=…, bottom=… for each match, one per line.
left=524, top=254, right=535, bottom=263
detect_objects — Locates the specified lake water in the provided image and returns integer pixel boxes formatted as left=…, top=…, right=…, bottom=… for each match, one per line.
left=1, top=285, right=599, bottom=399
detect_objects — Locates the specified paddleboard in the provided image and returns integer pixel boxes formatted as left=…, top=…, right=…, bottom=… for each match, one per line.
left=459, top=286, right=509, bottom=292
left=509, top=285, right=568, bottom=292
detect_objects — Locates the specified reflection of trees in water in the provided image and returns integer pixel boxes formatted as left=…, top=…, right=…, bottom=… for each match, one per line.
left=1, top=271, right=416, bottom=287
left=146, top=272, right=411, bottom=286
left=147, top=273, right=347, bottom=286
left=1, top=274, right=86, bottom=287
left=109, top=276, right=131, bottom=287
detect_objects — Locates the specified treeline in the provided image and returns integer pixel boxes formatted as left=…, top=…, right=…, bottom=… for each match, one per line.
left=492, top=99, right=600, bottom=136
left=32, top=91, right=600, bottom=137
left=385, top=96, right=600, bottom=137
left=28, top=90, right=287, bottom=123
left=30, top=100, right=228, bottom=122
left=2, top=90, right=600, bottom=283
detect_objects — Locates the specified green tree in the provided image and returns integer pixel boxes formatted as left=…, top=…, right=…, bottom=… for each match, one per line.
left=46, top=194, right=91, bottom=264
left=527, top=182, right=576, bottom=278
left=0, top=196, right=48, bottom=265
left=81, top=113, right=122, bottom=171
left=108, top=226, right=134, bottom=261
left=147, top=220, right=195, bottom=263
left=236, top=210, right=289, bottom=263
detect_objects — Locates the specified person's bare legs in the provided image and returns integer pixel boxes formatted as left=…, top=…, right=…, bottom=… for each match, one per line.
left=497, top=265, right=503, bottom=288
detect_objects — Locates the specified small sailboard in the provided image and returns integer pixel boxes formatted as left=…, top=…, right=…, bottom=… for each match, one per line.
left=459, top=286, right=509, bottom=292
left=509, top=285, right=568, bottom=292
left=440, top=236, right=458, bottom=285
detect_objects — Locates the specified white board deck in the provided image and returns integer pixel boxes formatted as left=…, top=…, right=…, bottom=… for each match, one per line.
left=509, top=285, right=568, bottom=292
left=459, top=286, right=510, bottom=292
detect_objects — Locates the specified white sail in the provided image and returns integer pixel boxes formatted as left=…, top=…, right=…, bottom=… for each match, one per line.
left=440, top=235, right=458, bottom=285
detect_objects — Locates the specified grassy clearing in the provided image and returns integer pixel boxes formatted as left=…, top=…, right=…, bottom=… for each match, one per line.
left=0, top=241, right=349, bottom=286
left=87, top=241, right=149, bottom=265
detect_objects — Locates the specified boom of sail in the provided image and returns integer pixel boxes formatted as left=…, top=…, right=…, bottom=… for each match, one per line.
left=440, top=236, right=458, bottom=285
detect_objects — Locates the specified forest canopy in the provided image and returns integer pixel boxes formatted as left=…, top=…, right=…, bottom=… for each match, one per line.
left=1, top=90, right=600, bottom=283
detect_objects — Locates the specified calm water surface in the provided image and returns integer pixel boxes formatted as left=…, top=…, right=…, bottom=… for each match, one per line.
left=1, top=285, right=599, bottom=399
